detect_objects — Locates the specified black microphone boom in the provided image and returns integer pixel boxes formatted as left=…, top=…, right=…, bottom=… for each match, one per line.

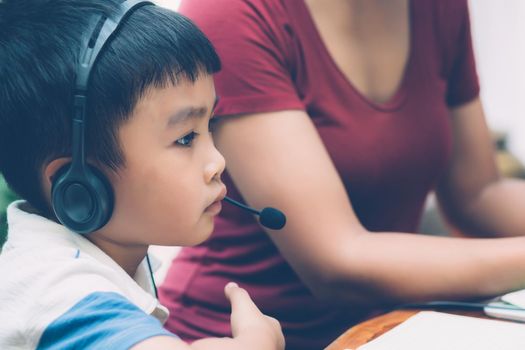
left=223, top=196, right=286, bottom=230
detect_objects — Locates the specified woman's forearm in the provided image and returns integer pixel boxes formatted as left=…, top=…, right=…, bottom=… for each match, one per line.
left=324, top=231, right=525, bottom=306
left=441, top=178, right=525, bottom=238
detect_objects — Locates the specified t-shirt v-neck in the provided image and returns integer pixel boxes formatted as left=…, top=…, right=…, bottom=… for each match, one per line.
left=295, top=0, right=415, bottom=112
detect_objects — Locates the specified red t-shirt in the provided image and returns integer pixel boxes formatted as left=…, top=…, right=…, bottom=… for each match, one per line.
left=160, top=0, right=479, bottom=348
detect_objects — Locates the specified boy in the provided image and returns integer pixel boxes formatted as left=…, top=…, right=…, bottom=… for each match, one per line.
left=0, top=0, right=284, bottom=349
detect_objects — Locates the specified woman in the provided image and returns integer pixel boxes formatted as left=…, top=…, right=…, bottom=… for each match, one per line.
left=160, top=0, right=525, bottom=348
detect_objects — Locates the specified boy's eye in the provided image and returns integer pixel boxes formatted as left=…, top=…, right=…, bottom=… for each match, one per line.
left=175, top=131, right=198, bottom=147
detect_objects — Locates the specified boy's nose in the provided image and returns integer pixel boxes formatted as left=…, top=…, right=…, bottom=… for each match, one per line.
left=205, top=145, right=226, bottom=184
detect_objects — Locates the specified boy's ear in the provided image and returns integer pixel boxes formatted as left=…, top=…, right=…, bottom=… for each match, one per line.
left=42, top=158, right=71, bottom=199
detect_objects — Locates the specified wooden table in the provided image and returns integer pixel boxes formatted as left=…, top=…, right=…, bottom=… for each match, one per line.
left=325, top=309, right=486, bottom=350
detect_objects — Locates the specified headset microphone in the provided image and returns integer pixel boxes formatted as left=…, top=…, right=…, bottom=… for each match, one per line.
left=223, top=196, right=286, bottom=230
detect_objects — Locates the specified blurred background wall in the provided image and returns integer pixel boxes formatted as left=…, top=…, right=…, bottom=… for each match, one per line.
left=469, top=0, right=525, bottom=163
left=154, top=0, right=180, bottom=11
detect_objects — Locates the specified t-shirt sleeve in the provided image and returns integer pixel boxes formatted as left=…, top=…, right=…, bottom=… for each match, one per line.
left=36, top=292, right=177, bottom=350
left=441, top=0, right=480, bottom=107
left=180, top=0, right=304, bottom=116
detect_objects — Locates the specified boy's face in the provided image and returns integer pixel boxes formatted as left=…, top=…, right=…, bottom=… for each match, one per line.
left=100, top=74, right=226, bottom=247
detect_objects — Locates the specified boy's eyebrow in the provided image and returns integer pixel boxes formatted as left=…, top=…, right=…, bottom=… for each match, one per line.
left=167, top=96, right=220, bottom=127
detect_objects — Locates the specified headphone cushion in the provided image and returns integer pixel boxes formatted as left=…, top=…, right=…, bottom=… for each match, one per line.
left=51, top=164, right=114, bottom=234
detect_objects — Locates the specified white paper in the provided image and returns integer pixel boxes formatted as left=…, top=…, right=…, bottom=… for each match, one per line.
left=358, top=311, right=525, bottom=350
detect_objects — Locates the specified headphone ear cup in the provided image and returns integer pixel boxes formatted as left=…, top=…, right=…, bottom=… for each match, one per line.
left=51, top=163, right=114, bottom=234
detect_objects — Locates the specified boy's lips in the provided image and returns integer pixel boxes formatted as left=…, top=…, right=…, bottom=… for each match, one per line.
left=205, top=186, right=227, bottom=213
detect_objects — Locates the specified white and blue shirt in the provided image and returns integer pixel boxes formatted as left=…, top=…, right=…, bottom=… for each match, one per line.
left=0, top=201, right=177, bottom=349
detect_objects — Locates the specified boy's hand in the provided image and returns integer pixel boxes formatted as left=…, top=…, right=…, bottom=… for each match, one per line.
left=130, top=283, right=285, bottom=350
left=225, top=282, right=285, bottom=349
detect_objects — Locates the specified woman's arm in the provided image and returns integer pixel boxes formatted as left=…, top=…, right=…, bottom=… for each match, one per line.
left=214, top=109, right=525, bottom=307
left=437, top=97, right=525, bottom=237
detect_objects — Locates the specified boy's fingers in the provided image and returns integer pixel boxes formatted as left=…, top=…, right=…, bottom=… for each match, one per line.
left=224, top=282, right=239, bottom=297
left=224, top=282, right=260, bottom=315
left=225, top=282, right=284, bottom=346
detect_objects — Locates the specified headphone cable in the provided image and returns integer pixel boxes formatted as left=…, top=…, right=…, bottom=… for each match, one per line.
left=396, top=300, right=524, bottom=312
left=146, top=253, right=158, bottom=299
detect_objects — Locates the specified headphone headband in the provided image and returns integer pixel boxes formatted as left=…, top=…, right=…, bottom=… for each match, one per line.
left=52, top=0, right=154, bottom=234
left=72, top=0, right=154, bottom=168
left=76, top=0, right=154, bottom=92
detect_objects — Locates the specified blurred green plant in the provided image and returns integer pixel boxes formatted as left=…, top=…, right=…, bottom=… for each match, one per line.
left=0, top=175, right=17, bottom=247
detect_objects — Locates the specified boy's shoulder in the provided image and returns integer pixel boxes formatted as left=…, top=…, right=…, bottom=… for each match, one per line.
left=0, top=201, right=173, bottom=350
left=0, top=201, right=144, bottom=301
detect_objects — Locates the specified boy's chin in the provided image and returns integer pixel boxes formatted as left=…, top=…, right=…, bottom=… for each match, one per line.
left=190, top=226, right=215, bottom=245
left=165, top=223, right=215, bottom=247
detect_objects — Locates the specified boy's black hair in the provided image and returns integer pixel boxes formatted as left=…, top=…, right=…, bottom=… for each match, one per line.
left=0, top=0, right=221, bottom=215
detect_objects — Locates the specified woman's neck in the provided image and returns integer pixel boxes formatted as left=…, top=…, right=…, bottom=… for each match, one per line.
left=304, top=0, right=408, bottom=31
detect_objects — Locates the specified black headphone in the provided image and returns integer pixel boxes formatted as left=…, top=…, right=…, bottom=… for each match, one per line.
left=51, top=0, right=154, bottom=234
